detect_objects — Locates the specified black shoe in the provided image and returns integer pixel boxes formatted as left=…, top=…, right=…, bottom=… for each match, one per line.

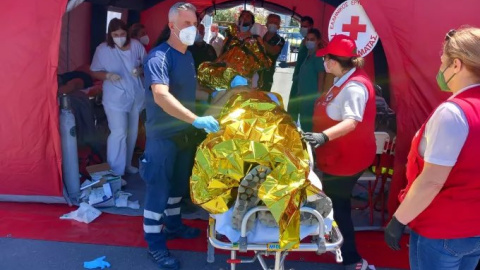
left=165, top=225, right=200, bottom=240
left=148, top=250, right=179, bottom=270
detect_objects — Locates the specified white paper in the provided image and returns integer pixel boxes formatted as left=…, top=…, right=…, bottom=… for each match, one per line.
left=127, top=200, right=140, bottom=209
left=60, top=203, right=101, bottom=224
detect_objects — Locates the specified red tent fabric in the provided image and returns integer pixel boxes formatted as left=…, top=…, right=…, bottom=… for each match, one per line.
left=0, top=0, right=67, bottom=200
left=1, top=0, right=478, bottom=207
left=361, top=0, right=480, bottom=214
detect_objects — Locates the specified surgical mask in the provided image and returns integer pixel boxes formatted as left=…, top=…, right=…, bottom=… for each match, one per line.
left=113, top=37, right=126, bottom=48
left=139, top=35, right=150, bottom=45
left=195, top=33, right=203, bottom=42
left=300, top=27, right=308, bottom=37
left=240, top=25, right=251, bottom=32
left=436, top=65, right=456, bottom=91
left=267, top=24, right=278, bottom=33
left=306, top=41, right=316, bottom=50
left=174, top=25, right=197, bottom=46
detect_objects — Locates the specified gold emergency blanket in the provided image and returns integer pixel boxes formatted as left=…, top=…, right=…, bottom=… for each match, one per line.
left=191, top=91, right=315, bottom=250
left=197, top=24, right=272, bottom=89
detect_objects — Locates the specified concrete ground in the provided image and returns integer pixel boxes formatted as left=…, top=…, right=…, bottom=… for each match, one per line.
left=0, top=238, right=402, bottom=270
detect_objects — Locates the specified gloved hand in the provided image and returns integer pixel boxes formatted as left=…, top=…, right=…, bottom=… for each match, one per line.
left=384, top=216, right=406, bottom=251
left=192, top=116, right=220, bottom=133
left=302, top=132, right=329, bottom=148
left=106, top=72, right=121, bottom=81
left=83, top=256, right=111, bottom=269
left=279, top=61, right=288, bottom=68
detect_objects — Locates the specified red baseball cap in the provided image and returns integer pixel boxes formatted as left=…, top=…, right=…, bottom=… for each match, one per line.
left=316, top=34, right=359, bottom=57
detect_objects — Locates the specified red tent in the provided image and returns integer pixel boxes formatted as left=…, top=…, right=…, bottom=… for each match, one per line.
left=1, top=0, right=478, bottom=213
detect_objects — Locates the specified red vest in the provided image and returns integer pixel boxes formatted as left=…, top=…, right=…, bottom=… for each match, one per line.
left=399, top=86, right=480, bottom=238
left=313, top=68, right=376, bottom=176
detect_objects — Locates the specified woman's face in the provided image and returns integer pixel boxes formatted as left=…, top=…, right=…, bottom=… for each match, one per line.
left=305, top=33, right=318, bottom=46
left=137, top=28, right=147, bottom=38
left=240, top=12, right=253, bottom=26
left=111, top=29, right=127, bottom=38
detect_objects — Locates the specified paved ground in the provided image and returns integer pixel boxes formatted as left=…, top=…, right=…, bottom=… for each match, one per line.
left=0, top=238, right=402, bottom=270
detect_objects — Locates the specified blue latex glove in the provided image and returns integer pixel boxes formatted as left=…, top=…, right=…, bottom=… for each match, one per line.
left=84, top=256, right=111, bottom=269
left=192, top=116, right=220, bottom=133
left=230, top=75, right=248, bottom=88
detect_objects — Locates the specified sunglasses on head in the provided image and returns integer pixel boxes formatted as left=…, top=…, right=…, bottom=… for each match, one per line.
left=445, top=29, right=456, bottom=41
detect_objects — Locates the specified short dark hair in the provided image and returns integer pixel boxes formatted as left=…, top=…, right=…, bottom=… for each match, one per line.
left=307, top=28, right=321, bottom=40
left=107, top=18, right=130, bottom=48
left=129, top=23, right=145, bottom=39
left=301, top=16, right=314, bottom=26
left=239, top=10, right=255, bottom=25
left=267, top=14, right=281, bottom=22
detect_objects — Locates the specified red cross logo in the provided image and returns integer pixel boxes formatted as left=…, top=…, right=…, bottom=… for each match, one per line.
left=342, top=16, right=366, bottom=40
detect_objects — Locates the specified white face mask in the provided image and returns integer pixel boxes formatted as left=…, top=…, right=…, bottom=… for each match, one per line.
left=113, top=37, right=126, bottom=48
left=267, top=24, right=278, bottom=33
left=139, top=35, right=150, bottom=45
left=306, top=41, right=316, bottom=50
left=300, top=27, right=308, bottom=38
left=174, top=25, right=197, bottom=46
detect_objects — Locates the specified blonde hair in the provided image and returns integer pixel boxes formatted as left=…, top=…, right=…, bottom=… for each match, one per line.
left=443, top=26, right=480, bottom=75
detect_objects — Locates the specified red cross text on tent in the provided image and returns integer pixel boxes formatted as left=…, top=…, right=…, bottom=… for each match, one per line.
left=342, top=16, right=366, bottom=40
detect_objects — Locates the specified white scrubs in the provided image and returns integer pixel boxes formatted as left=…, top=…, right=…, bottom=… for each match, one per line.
left=91, top=39, right=146, bottom=175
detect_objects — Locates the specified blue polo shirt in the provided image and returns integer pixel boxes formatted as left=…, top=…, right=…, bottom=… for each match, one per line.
left=143, top=42, right=197, bottom=139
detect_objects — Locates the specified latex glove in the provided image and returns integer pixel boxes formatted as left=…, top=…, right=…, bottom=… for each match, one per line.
left=302, top=132, right=329, bottom=148
left=83, top=256, right=111, bottom=269
left=278, top=61, right=288, bottom=68
left=192, top=116, right=219, bottom=133
left=384, top=216, right=406, bottom=251
left=106, top=73, right=121, bottom=81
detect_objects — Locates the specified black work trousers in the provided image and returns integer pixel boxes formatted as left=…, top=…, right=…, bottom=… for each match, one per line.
left=322, top=172, right=363, bottom=265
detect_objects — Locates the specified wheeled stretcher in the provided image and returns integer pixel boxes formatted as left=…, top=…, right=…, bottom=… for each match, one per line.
left=205, top=144, right=344, bottom=270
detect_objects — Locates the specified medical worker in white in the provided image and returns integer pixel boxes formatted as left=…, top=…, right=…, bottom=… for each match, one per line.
left=91, top=18, right=146, bottom=175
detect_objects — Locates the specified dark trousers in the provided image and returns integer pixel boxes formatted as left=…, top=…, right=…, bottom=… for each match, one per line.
left=139, top=138, right=194, bottom=251
left=322, top=172, right=363, bottom=265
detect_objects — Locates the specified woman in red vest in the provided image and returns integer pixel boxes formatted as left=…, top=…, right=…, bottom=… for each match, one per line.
left=385, top=27, right=480, bottom=270
left=303, top=34, right=376, bottom=270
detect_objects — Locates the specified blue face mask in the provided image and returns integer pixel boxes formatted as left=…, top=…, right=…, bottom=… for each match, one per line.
left=306, top=41, right=316, bottom=50
left=240, top=25, right=250, bottom=32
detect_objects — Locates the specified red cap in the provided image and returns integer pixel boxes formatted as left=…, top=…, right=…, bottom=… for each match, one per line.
left=316, top=34, right=359, bottom=57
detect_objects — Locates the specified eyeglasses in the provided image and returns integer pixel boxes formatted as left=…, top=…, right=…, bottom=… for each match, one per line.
left=445, top=29, right=456, bottom=41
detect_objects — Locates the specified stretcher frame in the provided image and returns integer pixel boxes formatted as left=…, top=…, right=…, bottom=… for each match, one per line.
left=203, top=123, right=343, bottom=269
left=206, top=206, right=344, bottom=270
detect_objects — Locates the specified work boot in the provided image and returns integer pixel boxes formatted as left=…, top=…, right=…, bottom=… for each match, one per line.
left=345, top=259, right=369, bottom=270
left=164, top=224, right=200, bottom=240
left=148, top=249, right=179, bottom=270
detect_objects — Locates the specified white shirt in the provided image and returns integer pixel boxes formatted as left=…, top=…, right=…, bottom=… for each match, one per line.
left=418, top=84, right=480, bottom=166
left=90, top=39, right=146, bottom=112
left=326, top=68, right=369, bottom=121
left=210, top=33, right=225, bottom=57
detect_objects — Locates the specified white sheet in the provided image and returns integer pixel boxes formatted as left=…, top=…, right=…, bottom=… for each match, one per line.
left=213, top=207, right=334, bottom=244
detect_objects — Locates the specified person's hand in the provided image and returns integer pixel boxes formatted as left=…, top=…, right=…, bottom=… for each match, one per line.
left=83, top=256, right=111, bottom=269
left=106, top=72, right=121, bottom=81
left=384, top=216, right=406, bottom=250
left=302, top=132, right=329, bottom=148
left=192, top=116, right=220, bottom=133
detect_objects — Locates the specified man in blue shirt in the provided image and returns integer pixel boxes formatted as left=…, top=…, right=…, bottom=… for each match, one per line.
left=141, top=2, right=219, bottom=269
